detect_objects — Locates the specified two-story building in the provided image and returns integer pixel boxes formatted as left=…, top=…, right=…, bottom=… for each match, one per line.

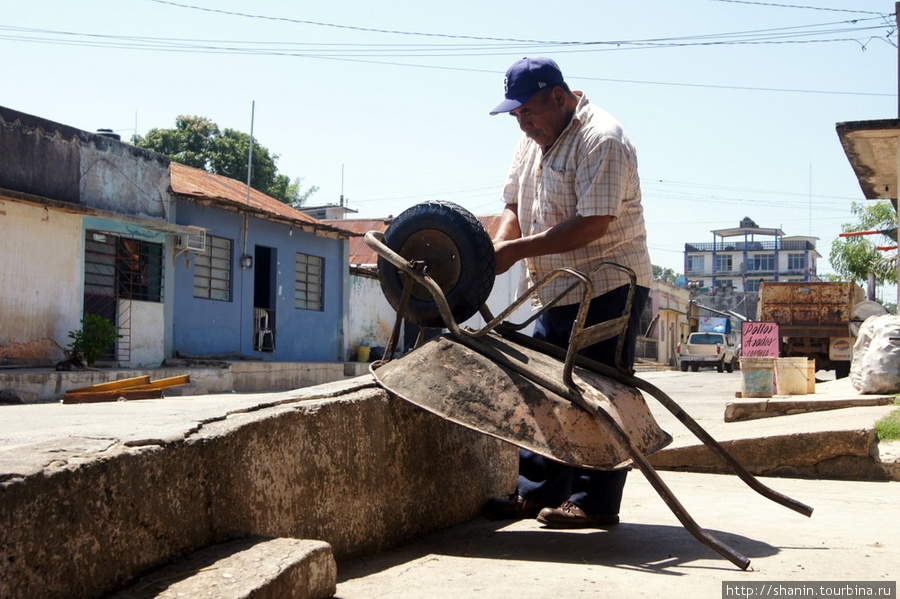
left=684, top=217, right=821, bottom=293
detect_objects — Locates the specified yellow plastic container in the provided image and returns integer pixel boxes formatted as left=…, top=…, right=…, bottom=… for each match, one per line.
left=357, top=345, right=371, bottom=362
left=774, top=357, right=809, bottom=395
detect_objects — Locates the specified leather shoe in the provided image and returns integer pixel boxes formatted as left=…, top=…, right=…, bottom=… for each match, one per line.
left=537, top=502, right=620, bottom=529
left=482, top=494, right=546, bottom=520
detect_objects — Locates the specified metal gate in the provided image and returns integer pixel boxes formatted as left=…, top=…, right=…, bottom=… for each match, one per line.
left=83, top=230, right=164, bottom=365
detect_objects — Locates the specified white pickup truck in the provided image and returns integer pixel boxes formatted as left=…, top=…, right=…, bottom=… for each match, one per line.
left=676, top=332, right=737, bottom=373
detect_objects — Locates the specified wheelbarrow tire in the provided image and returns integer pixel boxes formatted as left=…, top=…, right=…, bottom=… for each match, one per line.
left=378, top=201, right=496, bottom=328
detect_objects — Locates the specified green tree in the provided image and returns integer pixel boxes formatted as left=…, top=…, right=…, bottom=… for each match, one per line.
left=653, top=264, right=678, bottom=284
left=133, top=115, right=317, bottom=206
left=829, top=201, right=897, bottom=286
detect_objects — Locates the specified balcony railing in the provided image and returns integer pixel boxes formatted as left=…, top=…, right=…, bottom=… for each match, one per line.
left=684, top=269, right=818, bottom=279
left=684, top=240, right=815, bottom=252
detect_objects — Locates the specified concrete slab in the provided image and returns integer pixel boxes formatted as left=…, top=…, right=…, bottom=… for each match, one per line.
left=2, top=365, right=897, bottom=598
left=0, top=377, right=379, bottom=452
left=335, top=471, right=900, bottom=598
left=637, top=371, right=899, bottom=480
left=109, top=537, right=336, bottom=599
left=0, top=376, right=516, bottom=599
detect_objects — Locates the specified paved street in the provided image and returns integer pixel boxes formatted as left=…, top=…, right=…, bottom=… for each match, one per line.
left=335, top=369, right=900, bottom=599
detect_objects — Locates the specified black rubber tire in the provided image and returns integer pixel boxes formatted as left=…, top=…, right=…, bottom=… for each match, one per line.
left=725, top=360, right=734, bottom=373
left=691, top=364, right=699, bottom=372
left=680, top=361, right=688, bottom=372
left=717, top=360, right=724, bottom=373
left=378, top=201, right=496, bottom=328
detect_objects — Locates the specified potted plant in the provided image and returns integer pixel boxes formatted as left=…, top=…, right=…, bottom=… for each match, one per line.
left=65, top=314, right=122, bottom=367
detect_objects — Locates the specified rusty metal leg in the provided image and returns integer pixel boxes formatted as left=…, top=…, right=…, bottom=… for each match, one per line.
left=572, top=391, right=752, bottom=571
left=460, top=333, right=752, bottom=569
left=626, top=376, right=814, bottom=518
left=499, top=328, right=814, bottom=519
left=384, top=277, right=415, bottom=360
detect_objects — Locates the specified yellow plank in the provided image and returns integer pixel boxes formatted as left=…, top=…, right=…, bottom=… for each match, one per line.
left=66, top=375, right=152, bottom=394
left=115, top=375, right=192, bottom=391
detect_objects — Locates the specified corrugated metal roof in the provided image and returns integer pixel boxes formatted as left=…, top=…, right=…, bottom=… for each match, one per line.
left=170, top=162, right=355, bottom=238
left=323, top=213, right=503, bottom=265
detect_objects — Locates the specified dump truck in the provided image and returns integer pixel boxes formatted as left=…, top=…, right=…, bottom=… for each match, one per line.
left=756, top=281, right=864, bottom=378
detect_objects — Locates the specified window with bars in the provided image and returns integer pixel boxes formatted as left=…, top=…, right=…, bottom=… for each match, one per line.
left=193, top=235, right=232, bottom=301
left=85, top=231, right=163, bottom=303
left=295, top=253, right=324, bottom=311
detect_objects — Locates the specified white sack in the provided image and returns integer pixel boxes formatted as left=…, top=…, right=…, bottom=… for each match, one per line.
left=850, top=313, right=900, bottom=394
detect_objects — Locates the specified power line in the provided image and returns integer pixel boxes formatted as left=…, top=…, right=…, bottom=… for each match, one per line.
left=145, top=0, right=892, bottom=49
left=1, top=23, right=892, bottom=98
left=708, top=0, right=885, bottom=15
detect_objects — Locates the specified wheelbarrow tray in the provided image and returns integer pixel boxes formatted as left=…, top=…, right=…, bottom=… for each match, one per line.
left=372, top=332, right=672, bottom=470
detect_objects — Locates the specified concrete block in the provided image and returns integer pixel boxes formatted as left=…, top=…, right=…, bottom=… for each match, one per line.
left=0, top=378, right=516, bottom=599
left=648, top=429, right=890, bottom=480
left=725, top=397, right=896, bottom=422
left=108, top=537, right=335, bottom=599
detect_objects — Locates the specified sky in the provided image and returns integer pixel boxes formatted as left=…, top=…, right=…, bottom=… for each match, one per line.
left=2, top=0, right=898, bottom=277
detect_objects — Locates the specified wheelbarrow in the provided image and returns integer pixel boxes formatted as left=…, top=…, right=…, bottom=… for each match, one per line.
left=366, top=201, right=813, bottom=571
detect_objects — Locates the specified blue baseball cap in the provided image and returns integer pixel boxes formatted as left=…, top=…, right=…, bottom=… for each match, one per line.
left=490, top=57, right=565, bottom=115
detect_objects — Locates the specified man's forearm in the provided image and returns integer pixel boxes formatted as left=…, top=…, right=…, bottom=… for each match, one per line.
left=493, top=204, right=522, bottom=242
left=493, top=213, right=613, bottom=274
left=510, top=215, right=612, bottom=257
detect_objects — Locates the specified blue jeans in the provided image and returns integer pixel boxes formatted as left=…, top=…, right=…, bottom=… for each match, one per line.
left=517, top=284, right=649, bottom=514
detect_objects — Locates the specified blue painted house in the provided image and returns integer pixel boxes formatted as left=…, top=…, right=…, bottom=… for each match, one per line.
left=169, top=162, right=356, bottom=362
left=0, top=104, right=356, bottom=370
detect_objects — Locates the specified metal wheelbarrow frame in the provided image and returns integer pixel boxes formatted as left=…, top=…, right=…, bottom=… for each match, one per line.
left=364, top=230, right=813, bottom=571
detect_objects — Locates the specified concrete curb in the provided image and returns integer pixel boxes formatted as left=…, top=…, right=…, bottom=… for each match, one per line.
left=725, top=395, right=896, bottom=422
left=0, top=377, right=516, bottom=599
left=108, top=537, right=336, bottom=599
left=647, top=428, right=898, bottom=480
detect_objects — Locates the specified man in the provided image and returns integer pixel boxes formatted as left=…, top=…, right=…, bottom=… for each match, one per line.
left=483, top=57, right=652, bottom=528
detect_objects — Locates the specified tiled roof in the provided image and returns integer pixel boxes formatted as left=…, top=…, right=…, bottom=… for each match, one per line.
left=323, top=214, right=503, bottom=265
left=169, top=162, right=354, bottom=238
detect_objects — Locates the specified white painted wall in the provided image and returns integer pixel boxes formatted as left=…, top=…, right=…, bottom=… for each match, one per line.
left=347, top=274, right=397, bottom=356
left=347, top=267, right=535, bottom=361
left=120, top=299, right=165, bottom=368
left=0, top=202, right=83, bottom=363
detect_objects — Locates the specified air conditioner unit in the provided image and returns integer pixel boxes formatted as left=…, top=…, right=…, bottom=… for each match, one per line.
left=175, top=227, right=206, bottom=253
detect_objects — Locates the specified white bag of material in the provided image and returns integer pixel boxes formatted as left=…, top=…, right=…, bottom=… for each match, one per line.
left=850, top=314, right=900, bottom=394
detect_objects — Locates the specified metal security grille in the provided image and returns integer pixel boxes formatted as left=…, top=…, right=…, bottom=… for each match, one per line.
left=83, top=230, right=164, bottom=364
left=295, top=252, right=324, bottom=311
left=193, top=235, right=232, bottom=301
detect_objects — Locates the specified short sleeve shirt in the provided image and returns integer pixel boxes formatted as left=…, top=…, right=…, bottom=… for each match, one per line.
left=501, top=92, right=652, bottom=306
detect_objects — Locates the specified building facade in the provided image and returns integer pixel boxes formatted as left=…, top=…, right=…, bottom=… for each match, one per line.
left=684, top=217, right=821, bottom=293
left=0, top=105, right=355, bottom=368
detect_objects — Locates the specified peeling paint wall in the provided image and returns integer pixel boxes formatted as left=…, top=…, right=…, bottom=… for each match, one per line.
left=347, top=274, right=397, bottom=354
left=0, top=202, right=83, bottom=365
left=0, top=105, right=170, bottom=218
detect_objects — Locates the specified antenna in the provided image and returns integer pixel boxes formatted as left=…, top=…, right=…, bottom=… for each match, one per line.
left=340, top=163, right=345, bottom=207
left=246, top=101, right=255, bottom=206
left=241, top=101, right=255, bottom=268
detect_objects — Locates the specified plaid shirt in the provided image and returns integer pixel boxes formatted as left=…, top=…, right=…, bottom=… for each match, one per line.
left=502, top=92, right=652, bottom=306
